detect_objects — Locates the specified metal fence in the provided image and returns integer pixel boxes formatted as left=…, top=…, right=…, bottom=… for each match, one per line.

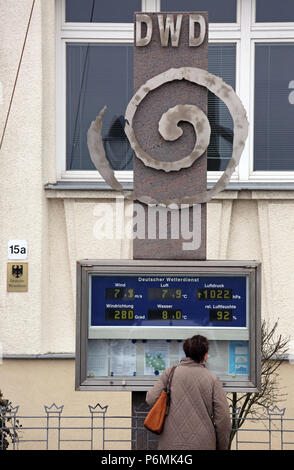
left=1, top=402, right=294, bottom=450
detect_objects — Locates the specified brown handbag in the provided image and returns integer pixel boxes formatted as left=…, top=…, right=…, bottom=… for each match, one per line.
left=144, top=366, right=176, bottom=434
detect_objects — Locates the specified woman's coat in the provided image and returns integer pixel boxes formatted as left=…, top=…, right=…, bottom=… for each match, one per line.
left=146, top=357, right=232, bottom=450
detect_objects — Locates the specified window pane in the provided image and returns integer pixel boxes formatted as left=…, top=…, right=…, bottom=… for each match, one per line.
left=256, top=0, right=294, bottom=23
left=66, top=44, right=133, bottom=171
left=254, top=43, right=294, bottom=171
left=66, top=0, right=141, bottom=23
left=207, top=44, right=236, bottom=171
left=161, top=0, right=237, bottom=23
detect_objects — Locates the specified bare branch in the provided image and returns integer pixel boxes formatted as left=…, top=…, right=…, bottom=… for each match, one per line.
left=228, top=318, right=289, bottom=448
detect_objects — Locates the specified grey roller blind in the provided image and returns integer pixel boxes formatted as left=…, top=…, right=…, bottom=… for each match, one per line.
left=161, top=0, right=237, bottom=23
left=254, top=43, right=294, bottom=171
left=66, top=0, right=141, bottom=23
left=207, top=44, right=236, bottom=171
left=66, top=44, right=133, bottom=171
left=256, top=0, right=294, bottom=23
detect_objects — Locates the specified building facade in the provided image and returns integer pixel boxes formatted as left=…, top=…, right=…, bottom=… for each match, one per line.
left=1, top=0, right=294, bottom=447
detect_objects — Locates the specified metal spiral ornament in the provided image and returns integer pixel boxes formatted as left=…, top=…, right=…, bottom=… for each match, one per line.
left=87, top=67, right=249, bottom=207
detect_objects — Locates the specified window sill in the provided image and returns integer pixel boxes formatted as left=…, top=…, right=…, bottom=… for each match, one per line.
left=45, top=181, right=133, bottom=191
left=44, top=181, right=294, bottom=200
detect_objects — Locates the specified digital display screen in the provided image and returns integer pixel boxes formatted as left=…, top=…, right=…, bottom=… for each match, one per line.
left=105, top=288, right=134, bottom=300
left=148, top=288, right=182, bottom=300
left=209, top=309, right=233, bottom=322
left=148, top=309, right=182, bottom=321
left=197, top=288, right=232, bottom=300
left=105, top=308, right=134, bottom=321
left=90, top=274, right=247, bottom=328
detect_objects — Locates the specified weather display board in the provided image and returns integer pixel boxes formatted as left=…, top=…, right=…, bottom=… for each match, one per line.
left=90, top=274, right=247, bottom=328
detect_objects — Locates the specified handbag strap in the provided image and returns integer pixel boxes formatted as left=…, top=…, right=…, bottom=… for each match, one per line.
left=165, top=366, right=176, bottom=415
left=166, top=365, right=176, bottom=392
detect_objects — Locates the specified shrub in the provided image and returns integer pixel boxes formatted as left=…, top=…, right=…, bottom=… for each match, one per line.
left=0, top=390, right=21, bottom=450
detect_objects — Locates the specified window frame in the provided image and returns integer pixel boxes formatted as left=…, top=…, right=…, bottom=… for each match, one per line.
left=55, top=0, right=294, bottom=186
left=253, top=0, right=294, bottom=29
left=250, top=38, right=294, bottom=178
left=56, top=0, right=136, bottom=183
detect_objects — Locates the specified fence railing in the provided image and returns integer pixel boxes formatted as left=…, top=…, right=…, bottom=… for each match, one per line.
left=1, top=403, right=294, bottom=450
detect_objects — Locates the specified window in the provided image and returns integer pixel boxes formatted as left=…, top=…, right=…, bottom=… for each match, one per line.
left=161, top=0, right=237, bottom=23
left=208, top=44, right=236, bottom=171
left=56, top=0, right=140, bottom=181
left=56, top=0, right=294, bottom=185
left=66, top=44, right=133, bottom=171
left=255, top=0, right=294, bottom=23
left=65, top=0, right=141, bottom=23
left=254, top=43, right=294, bottom=171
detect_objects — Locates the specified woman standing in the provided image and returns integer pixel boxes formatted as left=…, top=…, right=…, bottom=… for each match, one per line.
left=146, top=335, right=231, bottom=450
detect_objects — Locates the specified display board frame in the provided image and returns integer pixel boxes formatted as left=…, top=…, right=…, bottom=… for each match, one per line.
left=76, top=259, right=261, bottom=392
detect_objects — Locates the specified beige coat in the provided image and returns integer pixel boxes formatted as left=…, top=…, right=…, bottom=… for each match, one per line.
left=146, top=358, right=231, bottom=450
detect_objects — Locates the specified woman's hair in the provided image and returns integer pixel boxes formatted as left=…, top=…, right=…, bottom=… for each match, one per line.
left=183, top=335, right=209, bottom=363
